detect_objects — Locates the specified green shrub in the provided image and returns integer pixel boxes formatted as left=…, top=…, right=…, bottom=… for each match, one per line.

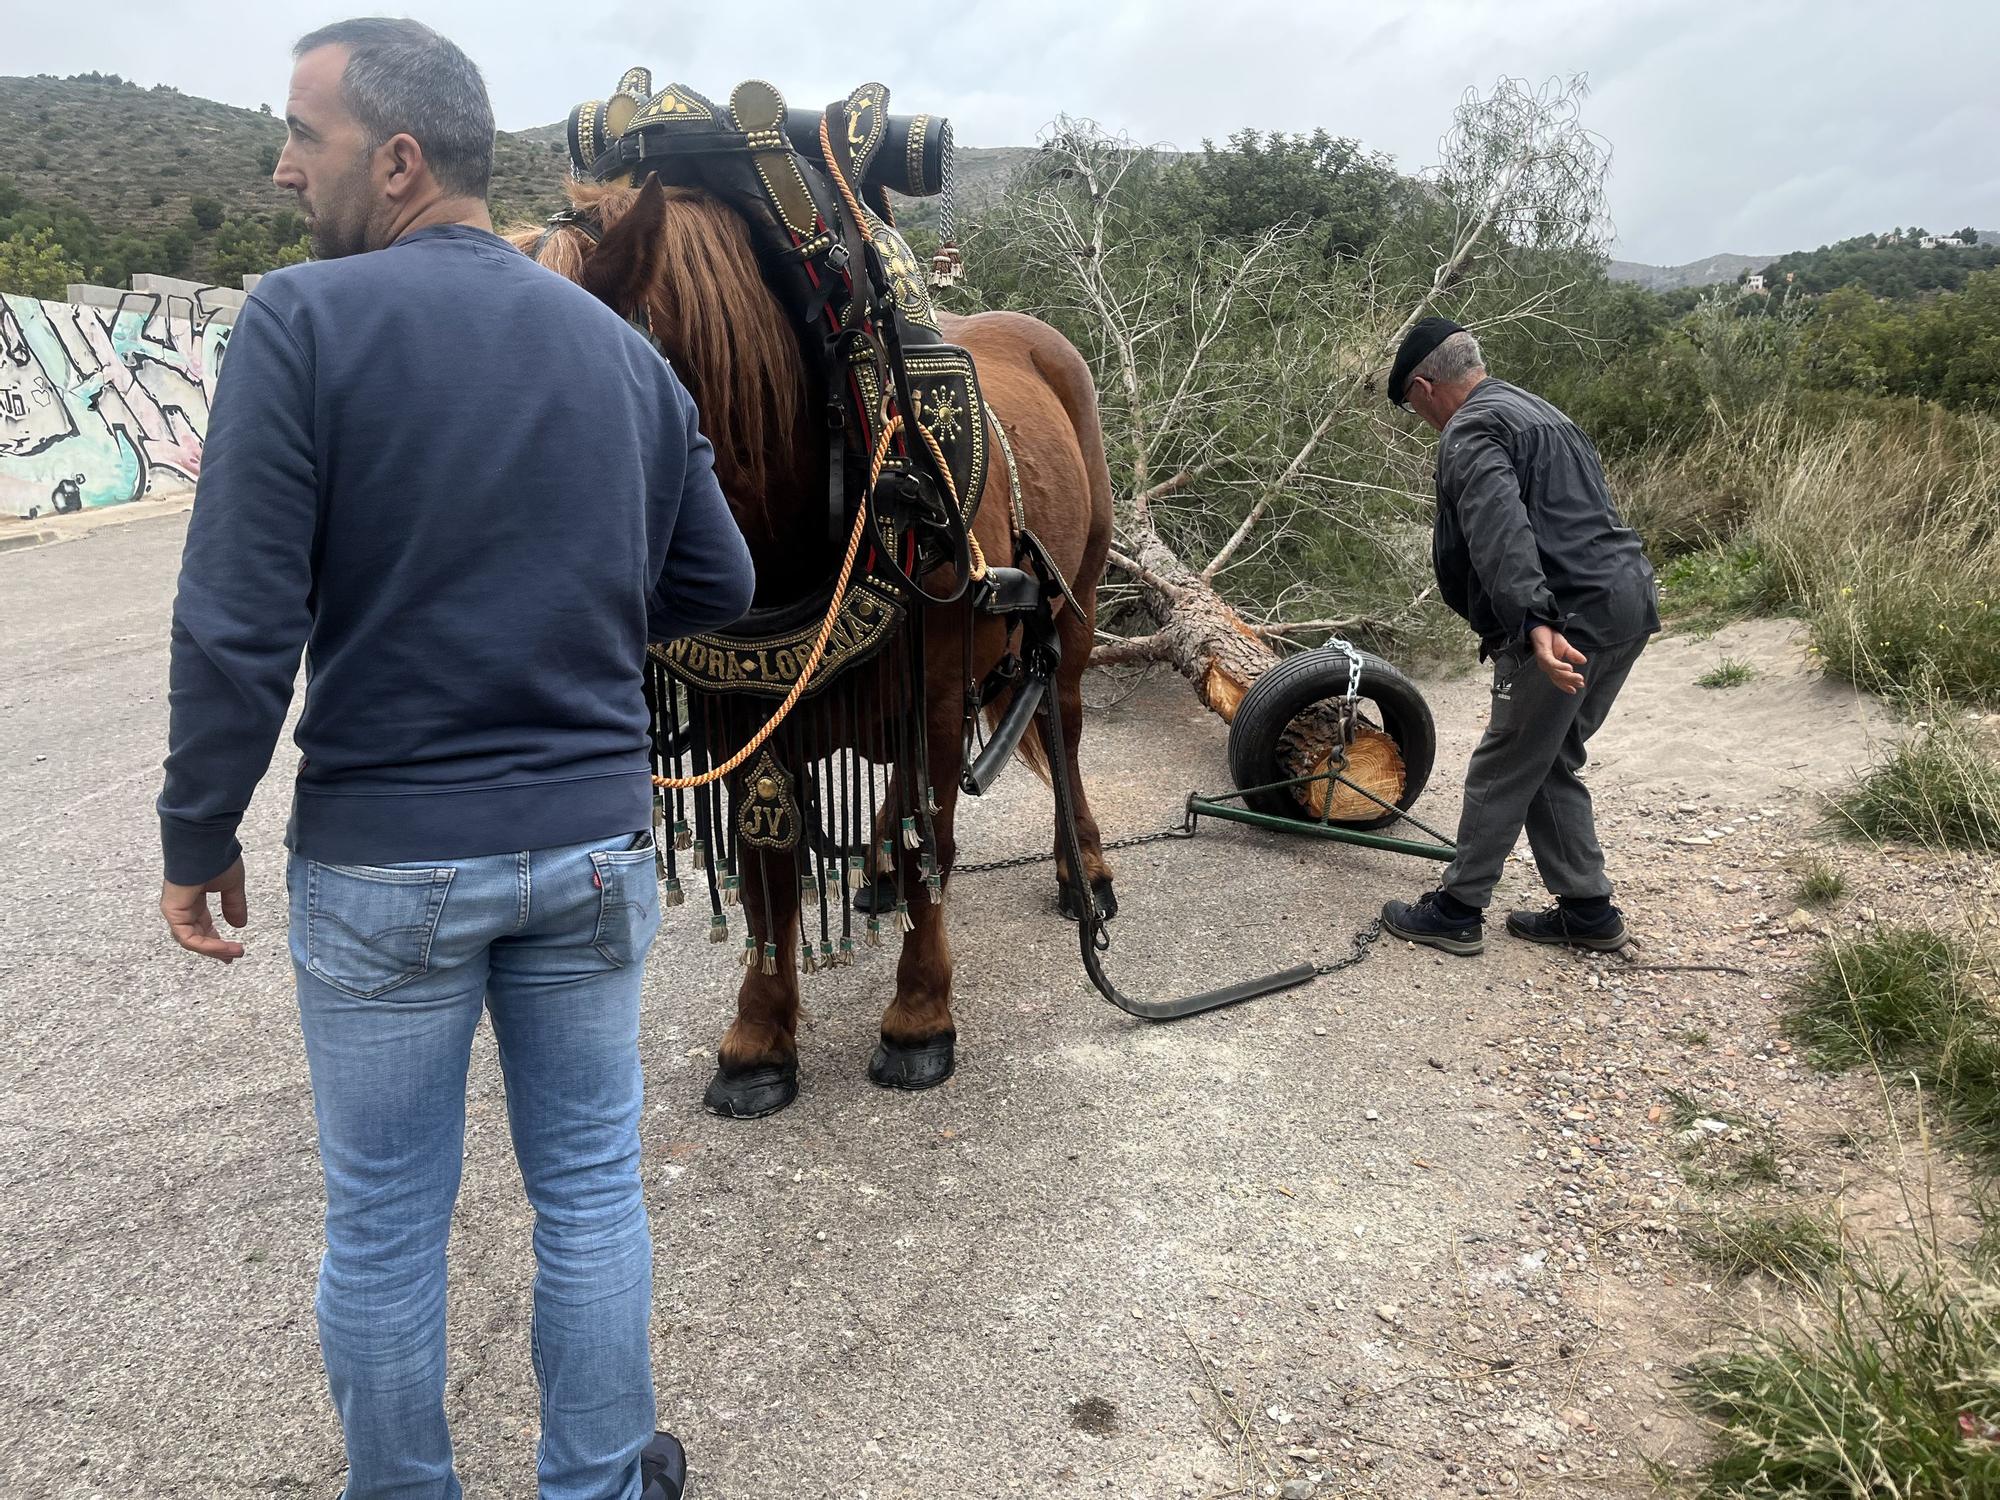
left=1833, top=719, right=2000, bottom=852
left=1698, top=657, right=1757, bottom=688
left=1684, top=1236, right=2000, bottom=1497
left=1790, top=926, right=1983, bottom=1066
left=1658, top=543, right=1782, bottom=632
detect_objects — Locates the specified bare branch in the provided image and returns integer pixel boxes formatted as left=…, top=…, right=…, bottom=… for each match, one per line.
left=1201, top=77, right=1608, bottom=582
left=1106, top=548, right=1187, bottom=600
left=1088, top=632, right=1174, bottom=668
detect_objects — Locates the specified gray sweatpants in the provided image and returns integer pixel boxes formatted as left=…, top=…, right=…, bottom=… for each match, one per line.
left=1440, top=634, right=1648, bottom=910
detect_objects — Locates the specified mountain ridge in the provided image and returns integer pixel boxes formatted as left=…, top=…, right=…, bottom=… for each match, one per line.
left=1607, top=252, right=1770, bottom=292
left=3, top=73, right=1989, bottom=297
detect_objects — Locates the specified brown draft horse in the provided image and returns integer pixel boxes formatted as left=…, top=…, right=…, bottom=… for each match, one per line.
left=511, top=177, right=1117, bottom=1114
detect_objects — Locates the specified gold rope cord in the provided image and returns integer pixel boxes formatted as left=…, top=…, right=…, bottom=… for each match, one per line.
left=651, top=419, right=880, bottom=790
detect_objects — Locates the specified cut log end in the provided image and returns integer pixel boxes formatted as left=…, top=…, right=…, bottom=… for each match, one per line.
left=1297, top=724, right=1406, bottom=822
left=1201, top=661, right=1250, bottom=723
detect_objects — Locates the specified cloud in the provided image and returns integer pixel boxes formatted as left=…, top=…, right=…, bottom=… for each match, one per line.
left=10, top=0, right=1997, bottom=264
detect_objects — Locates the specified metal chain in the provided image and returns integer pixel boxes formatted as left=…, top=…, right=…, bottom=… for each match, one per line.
left=1315, top=917, right=1382, bottom=976
left=1329, top=634, right=1362, bottom=706
left=953, top=820, right=1192, bottom=875
left=952, top=811, right=1385, bottom=977
left=938, top=119, right=956, bottom=246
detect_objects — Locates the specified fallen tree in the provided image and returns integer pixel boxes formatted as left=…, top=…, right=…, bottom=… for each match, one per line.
left=961, top=77, right=1612, bottom=724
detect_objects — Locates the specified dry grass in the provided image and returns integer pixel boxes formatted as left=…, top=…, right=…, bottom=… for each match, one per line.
left=1759, top=418, right=2000, bottom=704
left=1788, top=926, right=2000, bottom=1163
left=1627, top=402, right=2000, bottom=703
left=1683, top=1206, right=2000, bottom=1498
left=1683, top=1209, right=1843, bottom=1289
left=1832, top=714, right=2000, bottom=853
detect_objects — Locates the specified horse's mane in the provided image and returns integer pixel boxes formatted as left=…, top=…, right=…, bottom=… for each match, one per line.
left=507, top=181, right=808, bottom=527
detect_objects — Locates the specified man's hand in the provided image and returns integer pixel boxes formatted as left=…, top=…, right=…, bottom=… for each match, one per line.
left=161, top=858, right=250, bottom=963
left=1529, top=624, right=1588, bottom=695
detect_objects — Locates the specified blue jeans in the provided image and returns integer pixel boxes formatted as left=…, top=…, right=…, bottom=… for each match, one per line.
left=289, top=832, right=662, bottom=1500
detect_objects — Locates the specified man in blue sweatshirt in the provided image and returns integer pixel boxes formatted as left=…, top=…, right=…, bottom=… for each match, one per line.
left=155, top=20, right=752, bottom=1500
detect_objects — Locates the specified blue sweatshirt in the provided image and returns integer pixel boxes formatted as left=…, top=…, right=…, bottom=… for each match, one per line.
left=158, top=223, right=756, bottom=885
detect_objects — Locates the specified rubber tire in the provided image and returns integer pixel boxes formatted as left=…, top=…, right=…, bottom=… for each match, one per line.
left=1226, top=646, right=1437, bottom=831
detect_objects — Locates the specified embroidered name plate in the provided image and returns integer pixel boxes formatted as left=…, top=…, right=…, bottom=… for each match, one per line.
left=653, top=576, right=906, bottom=699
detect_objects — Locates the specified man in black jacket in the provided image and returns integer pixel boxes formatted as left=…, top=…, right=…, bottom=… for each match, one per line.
left=1379, top=319, right=1658, bottom=957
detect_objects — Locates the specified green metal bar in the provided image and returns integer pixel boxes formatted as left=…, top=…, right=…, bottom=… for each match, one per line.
left=1204, top=767, right=1459, bottom=852
left=1186, top=795, right=1457, bottom=861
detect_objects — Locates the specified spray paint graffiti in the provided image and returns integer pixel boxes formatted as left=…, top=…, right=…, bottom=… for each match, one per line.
left=0, top=286, right=234, bottom=518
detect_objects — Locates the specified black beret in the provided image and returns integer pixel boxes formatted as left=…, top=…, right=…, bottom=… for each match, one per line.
left=1386, top=316, right=1466, bottom=407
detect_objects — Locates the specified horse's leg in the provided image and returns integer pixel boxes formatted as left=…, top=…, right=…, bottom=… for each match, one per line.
left=869, top=697, right=963, bottom=1092
left=705, top=844, right=805, bottom=1118
left=1051, top=601, right=1118, bottom=920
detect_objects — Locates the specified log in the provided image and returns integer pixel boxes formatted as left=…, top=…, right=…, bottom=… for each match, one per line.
left=1292, top=723, right=1405, bottom=820
left=1107, top=528, right=1405, bottom=822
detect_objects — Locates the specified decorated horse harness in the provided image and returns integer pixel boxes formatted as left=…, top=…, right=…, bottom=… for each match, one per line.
left=541, top=71, right=1064, bottom=980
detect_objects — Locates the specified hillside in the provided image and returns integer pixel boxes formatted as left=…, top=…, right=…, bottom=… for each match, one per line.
left=1607, top=252, right=1768, bottom=292
left=21, top=71, right=1974, bottom=303
left=0, top=73, right=572, bottom=285
left=0, top=74, right=1034, bottom=288
left=1762, top=231, right=2000, bottom=298
left=2, top=75, right=281, bottom=237
left=1613, top=230, right=2000, bottom=298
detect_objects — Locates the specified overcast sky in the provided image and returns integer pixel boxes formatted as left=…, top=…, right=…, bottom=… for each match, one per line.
left=9, top=0, right=1996, bottom=263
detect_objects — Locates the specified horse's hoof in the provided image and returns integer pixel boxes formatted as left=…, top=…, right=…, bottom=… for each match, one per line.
left=868, top=1033, right=956, bottom=1091
left=851, top=877, right=896, bottom=915
left=703, top=1061, right=798, bottom=1119
left=1058, top=877, right=1118, bottom=922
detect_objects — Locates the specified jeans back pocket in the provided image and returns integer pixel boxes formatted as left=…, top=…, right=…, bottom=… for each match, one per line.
left=588, top=834, right=660, bottom=969
left=304, top=861, right=457, bottom=999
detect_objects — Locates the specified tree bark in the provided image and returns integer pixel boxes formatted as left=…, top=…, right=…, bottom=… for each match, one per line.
left=1124, top=529, right=1280, bottom=721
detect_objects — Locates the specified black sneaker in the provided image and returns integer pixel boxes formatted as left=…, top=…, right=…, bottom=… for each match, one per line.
left=641, top=1430, right=687, bottom=1500
left=1505, top=902, right=1629, bottom=952
left=1381, top=891, right=1485, bottom=957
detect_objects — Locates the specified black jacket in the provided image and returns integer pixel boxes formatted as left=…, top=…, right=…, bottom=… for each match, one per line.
left=1431, top=378, right=1659, bottom=657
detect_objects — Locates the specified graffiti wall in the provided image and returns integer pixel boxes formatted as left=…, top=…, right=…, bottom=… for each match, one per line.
left=0, top=282, right=237, bottom=518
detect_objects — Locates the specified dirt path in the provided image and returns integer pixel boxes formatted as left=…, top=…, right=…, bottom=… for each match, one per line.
left=0, top=513, right=1923, bottom=1497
